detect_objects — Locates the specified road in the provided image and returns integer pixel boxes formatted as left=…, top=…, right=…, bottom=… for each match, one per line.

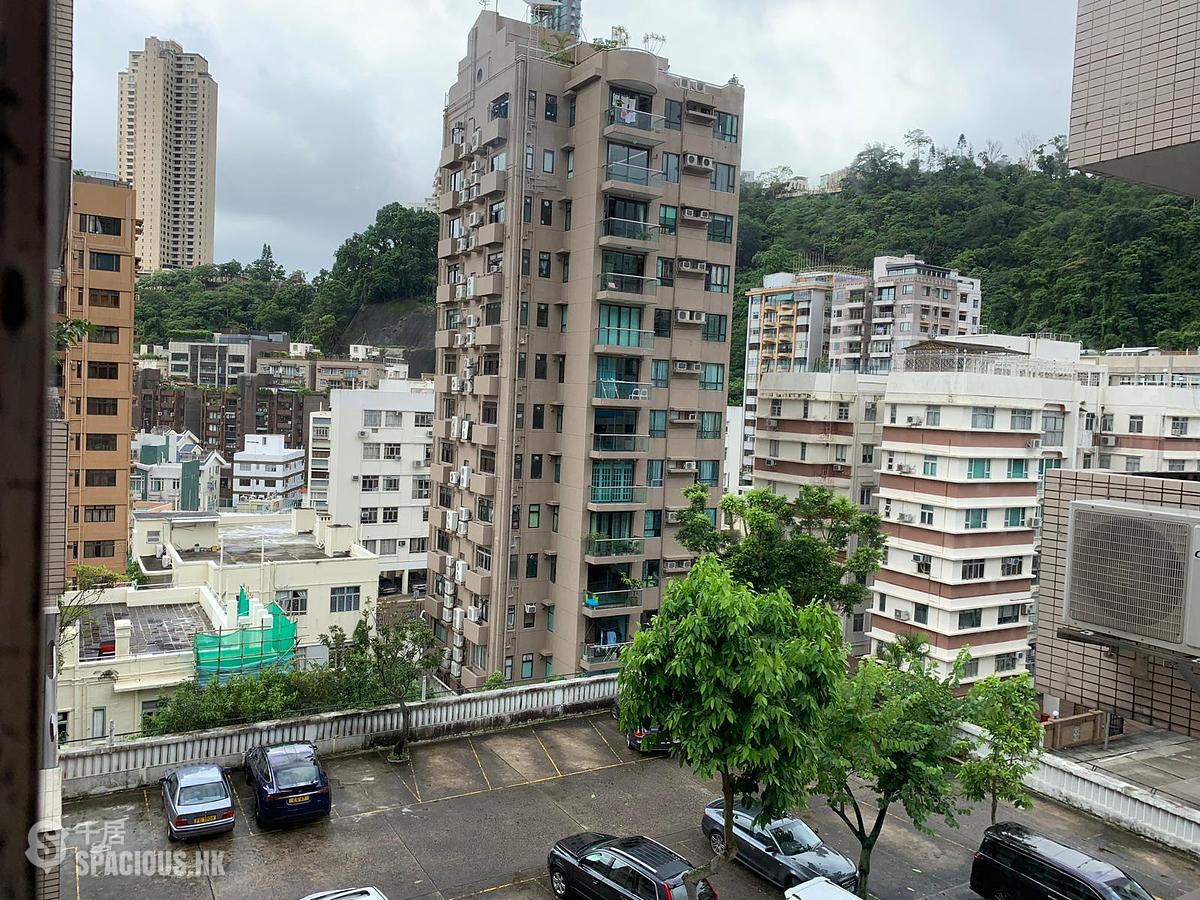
left=59, top=712, right=1200, bottom=900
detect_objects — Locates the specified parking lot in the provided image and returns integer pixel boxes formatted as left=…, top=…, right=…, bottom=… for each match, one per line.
left=62, top=712, right=1200, bottom=900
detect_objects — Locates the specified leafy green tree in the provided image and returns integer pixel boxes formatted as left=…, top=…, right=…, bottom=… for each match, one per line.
left=960, top=673, right=1044, bottom=823
left=677, top=485, right=884, bottom=613
left=618, top=556, right=846, bottom=900
left=813, top=653, right=971, bottom=898
left=57, top=564, right=120, bottom=669
left=369, top=615, right=440, bottom=760
left=53, top=318, right=94, bottom=349
left=479, top=671, right=507, bottom=691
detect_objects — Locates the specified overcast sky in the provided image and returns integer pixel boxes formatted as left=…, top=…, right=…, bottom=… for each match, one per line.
left=73, top=0, right=1078, bottom=277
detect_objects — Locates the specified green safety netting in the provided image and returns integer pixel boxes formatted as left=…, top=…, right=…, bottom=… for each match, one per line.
left=194, top=596, right=296, bottom=684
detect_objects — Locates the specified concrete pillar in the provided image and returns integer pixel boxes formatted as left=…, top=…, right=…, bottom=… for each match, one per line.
left=113, top=620, right=131, bottom=658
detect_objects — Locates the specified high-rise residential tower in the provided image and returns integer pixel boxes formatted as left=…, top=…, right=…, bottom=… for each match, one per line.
left=426, top=12, right=743, bottom=687
left=117, top=37, right=217, bottom=271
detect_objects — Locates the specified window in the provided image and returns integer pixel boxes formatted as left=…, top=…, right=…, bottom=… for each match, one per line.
left=647, top=459, right=664, bottom=487
left=961, top=559, right=985, bottom=580
left=523, top=195, right=532, bottom=223
left=488, top=200, right=505, bottom=223
left=523, top=603, right=536, bottom=628
left=542, top=149, right=555, bottom=173
left=1125, top=456, right=1141, bottom=472
left=913, top=554, right=931, bottom=575
left=525, top=144, right=534, bottom=169
left=361, top=475, right=379, bottom=491
left=525, top=553, right=539, bottom=579
left=1006, top=459, right=1028, bottom=480
left=521, top=653, right=534, bottom=679
left=699, top=411, right=722, bottom=439
left=964, top=508, right=988, bottom=530
left=360, top=508, right=378, bottom=524
left=362, top=443, right=381, bottom=460
left=649, top=410, right=667, bottom=438
left=533, top=404, right=545, bottom=429
left=644, top=510, right=662, bottom=538
left=382, top=507, right=399, bottom=524
left=1006, top=506, right=1025, bottom=527
left=1001, top=556, right=1024, bottom=577
left=85, top=469, right=117, bottom=487
left=1171, top=416, right=1190, bottom=437
left=276, top=589, right=308, bottom=615
left=920, top=504, right=934, bottom=526
left=837, top=402, right=851, bottom=421
left=697, top=460, right=719, bottom=486
left=538, top=252, right=551, bottom=278
left=544, top=93, right=557, bottom=121
left=861, top=444, right=875, bottom=464
left=504, top=656, right=513, bottom=681
left=1042, top=411, right=1065, bottom=447
left=528, top=504, right=541, bottom=529
left=84, top=505, right=116, bottom=523
left=995, top=653, right=1019, bottom=673
left=705, top=264, right=731, bottom=293
left=1169, top=459, right=1186, bottom=472
left=914, top=603, right=929, bottom=625
left=708, top=213, right=734, bottom=243
left=877, top=594, right=887, bottom=612
left=656, top=257, right=674, bottom=287
left=86, top=397, right=118, bottom=415
left=971, top=407, right=995, bottom=429
left=530, top=454, right=544, bottom=479
left=536, top=303, right=550, bottom=327
left=659, top=205, right=677, bottom=235
left=700, top=363, right=725, bottom=391
left=922, top=455, right=938, bottom=476
left=712, top=162, right=736, bottom=192
left=1128, top=415, right=1144, bottom=434
left=1010, top=409, right=1033, bottom=430
left=92, top=325, right=120, bottom=343
left=714, top=111, right=739, bottom=142
left=569, top=96, right=576, bottom=126
left=858, top=485, right=874, bottom=506
left=89, top=251, right=120, bottom=271
left=413, top=477, right=431, bottom=500
left=702, top=314, right=727, bottom=342
left=958, top=608, right=983, bottom=630
left=651, top=359, right=669, bottom=388
left=664, top=99, right=682, bottom=130
left=80, top=213, right=122, bottom=235
left=851, top=613, right=865, bottom=632
left=966, top=458, right=991, bottom=479
left=540, top=199, right=553, bottom=226
left=962, top=659, right=980, bottom=679
left=90, top=289, right=121, bottom=308
left=925, top=405, right=941, bottom=426
left=997, top=603, right=1021, bottom=625
left=566, top=149, right=574, bottom=178
left=363, top=410, right=382, bottom=427
left=662, top=152, right=680, bottom=183
left=83, top=540, right=115, bottom=558
left=86, top=433, right=117, bottom=451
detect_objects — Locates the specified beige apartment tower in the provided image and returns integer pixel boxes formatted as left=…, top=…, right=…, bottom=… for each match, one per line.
left=118, top=37, right=217, bottom=271
left=426, top=13, right=744, bottom=687
left=60, top=176, right=138, bottom=578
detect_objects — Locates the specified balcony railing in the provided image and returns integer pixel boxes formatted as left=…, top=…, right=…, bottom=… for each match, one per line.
left=590, top=485, right=648, bottom=504
left=593, top=434, right=650, bottom=453
left=582, top=589, right=642, bottom=611
left=597, top=272, right=658, bottom=296
left=596, top=326, right=655, bottom=348
left=593, top=380, right=652, bottom=401
left=604, top=107, right=664, bottom=133
left=582, top=641, right=633, bottom=664
left=604, top=162, right=665, bottom=188
left=585, top=536, right=645, bottom=557
left=602, top=218, right=659, bottom=243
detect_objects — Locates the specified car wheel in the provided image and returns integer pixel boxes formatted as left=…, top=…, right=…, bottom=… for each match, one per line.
left=550, top=867, right=569, bottom=898
left=708, top=830, right=726, bottom=857
left=992, top=892, right=1013, bottom=900
left=627, top=736, right=637, bottom=750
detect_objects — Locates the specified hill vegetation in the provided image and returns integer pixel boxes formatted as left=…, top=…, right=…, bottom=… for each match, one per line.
left=730, top=134, right=1200, bottom=401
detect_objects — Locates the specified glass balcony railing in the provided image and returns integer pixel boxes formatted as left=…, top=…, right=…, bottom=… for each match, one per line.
left=589, top=485, right=648, bottom=504
left=602, top=218, right=658, bottom=242
left=597, top=272, right=658, bottom=295
left=605, top=107, right=664, bottom=133
left=582, top=589, right=642, bottom=611
left=593, top=434, right=650, bottom=453
left=593, top=379, right=652, bottom=401
left=585, top=536, right=645, bottom=557
left=582, top=641, right=633, bottom=665
left=596, top=326, right=655, bottom=348
left=604, top=162, right=665, bottom=188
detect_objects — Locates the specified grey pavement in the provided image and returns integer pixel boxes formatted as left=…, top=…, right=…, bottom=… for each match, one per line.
left=1057, top=723, right=1200, bottom=808
left=60, top=713, right=1200, bottom=900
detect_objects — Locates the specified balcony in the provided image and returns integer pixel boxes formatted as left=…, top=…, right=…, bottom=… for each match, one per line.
left=475, top=324, right=502, bottom=346
left=468, top=273, right=503, bottom=298
left=593, top=380, right=652, bottom=403
left=595, top=326, right=655, bottom=351
left=476, top=222, right=505, bottom=247
left=472, top=423, right=498, bottom=447
left=592, top=434, right=650, bottom=454
left=469, top=472, right=496, bottom=496
left=584, top=536, right=645, bottom=559
left=597, top=272, right=658, bottom=303
left=467, top=519, right=494, bottom=546
left=580, top=641, right=632, bottom=670
left=439, top=142, right=466, bottom=168
left=462, top=614, right=490, bottom=646
left=582, top=589, right=642, bottom=614
left=599, top=218, right=659, bottom=251
left=480, top=117, right=508, bottom=147
left=477, top=169, right=506, bottom=197
left=684, top=99, right=716, bottom=123
left=602, top=107, right=665, bottom=146
left=602, top=162, right=665, bottom=200
left=437, top=190, right=460, bottom=214
left=464, top=567, right=492, bottom=597
left=589, top=485, right=648, bottom=504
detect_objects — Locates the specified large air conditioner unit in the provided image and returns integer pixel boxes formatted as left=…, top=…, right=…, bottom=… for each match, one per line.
left=466, top=605, right=481, bottom=623
left=897, top=512, right=915, bottom=523
left=1100, top=435, right=1118, bottom=447
left=453, top=333, right=465, bottom=348
left=443, top=582, right=457, bottom=598
left=906, top=416, right=923, bottom=426
left=894, top=609, right=912, bottom=621
left=456, top=520, right=468, bottom=536
left=466, top=314, right=480, bottom=327
left=1026, top=438, right=1042, bottom=450
left=454, top=559, right=467, bottom=584
left=454, top=283, right=467, bottom=300
left=460, top=419, right=472, bottom=440
left=449, top=471, right=460, bottom=486
left=1063, top=499, right=1200, bottom=655
left=459, top=464, right=472, bottom=484
left=467, top=212, right=483, bottom=228
left=459, top=507, right=472, bottom=522
left=447, top=510, right=459, bottom=530
left=450, top=660, right=462, bottom=678
left=451, top=415, right=461, bottom=436
left=451, top=376, right=461, bottom=392
left=453, top=607, right=465, bottom=632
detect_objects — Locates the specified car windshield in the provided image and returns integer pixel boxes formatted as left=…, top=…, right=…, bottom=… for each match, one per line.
left=768, top=819, right=821, bottom=854
left=1103, top=879, right=1154, bottom=900
left=275, top=762, right=319, bottom=788
left=177, top=781, right=227, bottom=805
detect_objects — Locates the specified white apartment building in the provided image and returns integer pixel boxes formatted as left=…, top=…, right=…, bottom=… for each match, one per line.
left=753, top=335, right=1200, bottom=684
left=308, top=376, right=434, bottom=597
left=131, top=429, right=226, bottom=511
left=723, top=405, right=745, bottom=493
left=232, top=434, right=305, bottom=510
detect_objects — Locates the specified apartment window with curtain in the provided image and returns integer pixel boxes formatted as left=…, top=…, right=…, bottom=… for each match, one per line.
left=1007, top=459, right=1028, bottom=479
left=714, top=112, right=738, bottom=142
left=647, top=459, right=664, bottom=487
left=662, top=152, right=680, bottom=183
left=699, top=411, right=722, bottom=439
left=711, top=162, right=736, bottom=192
left=649, top=410, right=667, bottom=438
left=708, top=213, right=734, bottom=243
left=966, top=458, right=991, bottom=479
left=702, top=314, right=727, bottom=342
left=697, top=460, right=719, bottom=486
left=699, top=363, right=725, bottom=391
left=705, top=264, right=731, bottom=293
left=971, top=407, right=995, bottom=429
left=542, top=149, right=555, bottom=173
left=651, top=359, right=668, bottom=388
left=1042, top=411, right=1065, bottom=446
left=964, top=508, right=988, bottom=529
left=922, top=455, right=937, bottom=476
left=664, top=99, right=682, bottom=130
left=659, top=205, right=677, bottom=235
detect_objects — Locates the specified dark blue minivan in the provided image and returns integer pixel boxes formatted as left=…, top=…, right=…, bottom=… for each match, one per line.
left=244, top=742, right=332, bottom=827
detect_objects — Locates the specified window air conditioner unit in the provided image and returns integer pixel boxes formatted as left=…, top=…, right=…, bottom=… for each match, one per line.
left=467, top=605, right=481, bottom=623
left=466, top=314, right=480, bottom=327
left=461, top=420, right=472, bottom=440
left=451, top=415, right=461, bottom=435
left=455, top=237, right=470, bottom=252
left=1063, top=499, right=1200, bottom=655
left=450, top=660, right=462, bottom=677
left=467, top=212, right=483, bottom=228
left=894, top=609, right=912, bottom=621
left=1026, top=438, right=1042, bottom=449
left=1100, top=435, right=1117, bottom=447
left=906, top=416, right=923, bottom=426
left=449, top=470, right=460, bottom=486
left=453, top=333, right=465, bottom=347
left=443, top=582, right=457, bottom=600
left=897, top=464, right=914, bottom=474
left=447, top=510, right=459, bottom=530
left=1021, top=604, right=1033, bottom=617
left=524, top=603, right=537, bottom=615
left=453, top=632, right=465, bottom=648
left=677, top=258, right=708, bottom=274
left=456, top=520, right=468, bottom=536
left=461, top=378, right=473, bottom=394
left=897, top=512, right=915, bottom=523
left=454, top=284, right=467, bottom=300
left=665, top=510, right=682, bottom=524
left=451, top=376, right=461, bottom=392
left=460, top=464, right=472, bottom=484
left=1026, top=516, right=1041, bottom=529
left=453, top=607, right=465, bottom=631
left=679, top=460, right=697, bottom=471
left=441, top=607, right=453, bottom=624
left=765, top=458, right=777, bottom=467
left=465, top=333, right=476, bottom=348
left=766, top=418, right=779, bottom=429
left=454, top=559, right=467, bottom=584
left=832, top=464, right=845, bottom=472
left=681, top=206, right=711, bottom=221
left=357, top=430, right=368, bottom=438
left=459, top=507, right=471, bottom=522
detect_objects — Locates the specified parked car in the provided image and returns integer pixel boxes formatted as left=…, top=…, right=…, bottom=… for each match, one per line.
left=160, top=763, right=236, bottom=841
left=299, top=890, right=390, bottom=900
left=547, top=832, right=717, bottom=900
left=784, top=877, right=860, bottom=900
left=610, top=697, right=675, bottom=752
left=701, top=799, right=857, bottom=893
left=244, top=742, right=332, bottom=827
left=971, top=822, right=1155, bottom=900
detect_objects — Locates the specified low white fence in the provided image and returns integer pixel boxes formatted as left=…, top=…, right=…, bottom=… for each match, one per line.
left=60, top=674, right=617, bottom=798
left=959, top=721, right=1200, bottom=857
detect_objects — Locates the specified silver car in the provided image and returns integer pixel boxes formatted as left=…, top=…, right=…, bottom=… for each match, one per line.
left=161, top=763, right=236, bottom=840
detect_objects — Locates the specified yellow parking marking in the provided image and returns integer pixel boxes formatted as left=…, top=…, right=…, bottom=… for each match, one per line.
left=408, top=755, right=423, bottom=803
left=447, top=875, right=544, bottom=900
left=231, top=785, right=258, bottom=836
left=468, top=736, right=492, bottom=790
left=589, top=717, right=624, bottom=762
left=531, top=727, right=563, bottom=777
left=142, top=789, right=151, bottom=818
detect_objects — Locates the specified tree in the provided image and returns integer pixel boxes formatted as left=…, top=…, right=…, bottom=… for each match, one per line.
left=676, top=485, right=885, bottom=613
left=1015, top=130, right=1040, bottom=169
left=618, top=556, right=846, bottom=900
left=58, top=564, right=120, bottom=668
left=960, top=674, right=1044, bottom=823
left=352, top=613, right=439, bottom=761
left=813, top=653, right=971, bottom=898
left=53, top=318, right=94, bottom=349
left=479, top=671, right=507, bottom=691
left=903, top=129, right=931, bottom=167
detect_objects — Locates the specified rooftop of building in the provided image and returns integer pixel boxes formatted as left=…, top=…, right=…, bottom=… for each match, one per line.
left=175, top=520, right=347, bottom=565
left=78, top=602, right=210, bottom=660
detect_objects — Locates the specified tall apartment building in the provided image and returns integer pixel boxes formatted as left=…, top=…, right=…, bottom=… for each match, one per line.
left=257, top=352, right=408, bottom=391
left=168, top=331, right=288, bottom=387
left=60, top=175, right=137, bottom=578
left=308, top=377, right=434, bottom=596
left=118, top=37, right=218, bottom=271
left=426, top=12, right=743, bottom=687
left=232, top=435, right=306, bottom=510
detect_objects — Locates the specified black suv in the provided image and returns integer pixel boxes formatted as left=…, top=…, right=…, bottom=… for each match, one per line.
left=971, top=822, right=1154, bottom=900
left=548, top=833, right=716, bottom=900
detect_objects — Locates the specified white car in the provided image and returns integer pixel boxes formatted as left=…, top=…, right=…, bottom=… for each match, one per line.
left=299, top=890, right=390, bottom=900
left=783, top=876, right=860, bottom=900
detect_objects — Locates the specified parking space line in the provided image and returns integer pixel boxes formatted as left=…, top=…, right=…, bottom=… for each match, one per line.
left=531, top=726, right=563, bottom=777
left=589, top=717, right=624, bottom=762
left=230, top=785, right=258, bottom=836
left=468, top=736, right=492, bottom=790
left=73, top=846, right=80, bottom=900
left=446, top=875, right=545, bottom=900
left=407, top=755, right=423, bottom=803
left=142, top=788, right=151, bottom=818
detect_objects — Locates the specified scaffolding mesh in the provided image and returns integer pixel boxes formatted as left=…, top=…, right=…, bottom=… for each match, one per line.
left=193, top=601, right=296, bottom=683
